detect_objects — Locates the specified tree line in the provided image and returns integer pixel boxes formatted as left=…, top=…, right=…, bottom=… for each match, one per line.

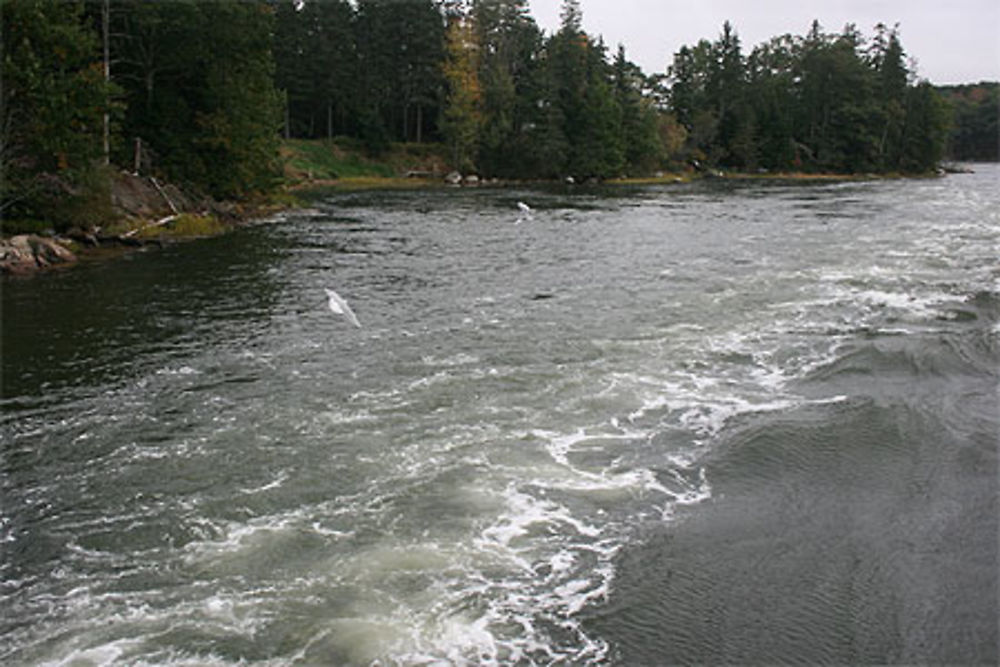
left=937, top=83, right=999, bottom=162
left=2, top=0, right=982, bottom=231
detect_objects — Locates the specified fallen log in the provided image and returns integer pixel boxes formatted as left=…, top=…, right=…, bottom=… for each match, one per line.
left=122, top=214, right=179, bottom=238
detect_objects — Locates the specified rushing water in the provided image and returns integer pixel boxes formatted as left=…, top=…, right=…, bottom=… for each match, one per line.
left=2, top=168, right=998, bottom=665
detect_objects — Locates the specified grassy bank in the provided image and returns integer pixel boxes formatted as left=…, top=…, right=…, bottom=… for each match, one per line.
left=281, top=137, right=449, bottom=191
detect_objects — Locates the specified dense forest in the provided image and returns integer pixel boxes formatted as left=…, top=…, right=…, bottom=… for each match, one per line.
left=937, top=83, right=999, bottom=162
left=2, top=0, right=990, bottom=231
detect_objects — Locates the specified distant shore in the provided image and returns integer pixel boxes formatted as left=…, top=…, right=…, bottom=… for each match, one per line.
left=2, top=139, right=981, bottom=277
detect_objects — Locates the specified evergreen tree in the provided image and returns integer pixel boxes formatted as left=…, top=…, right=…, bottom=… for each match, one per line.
left=545, top=1, right=624, bottom=179
left=899, top=82, right=949, bottom=172
left=1, top=0, right=113, bottom=226
left=613, top=45, right=661, bottom=174
left=667, top=40, right=715, bottom=163
left=272, top=0, right=311, bottom=139
left=939, top=83, right=1000, bottom=161
left=472, top=0, right=543, bottom=176
left=303, top=0, right=357, bottom=140
left=707, top=21, right=753, bottom=166
left=111, top=1, right=282, bottom=198
left=869, top=23, right=908, bottom=169
left=355, top=0, right=444, bottom=150
left=747, top=35, right=798, bottom=168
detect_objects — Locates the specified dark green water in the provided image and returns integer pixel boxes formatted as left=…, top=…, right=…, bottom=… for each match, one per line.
left=2, top=168, right=998, bottom=664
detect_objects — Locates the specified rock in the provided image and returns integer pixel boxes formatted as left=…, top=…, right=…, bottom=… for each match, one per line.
left=463, top=174, right=480, bottom=185
left=66, top=227, right=100, bottom=246
left=29, top=236, right=76, bottom=266
left=444, top=171, right=462, bottom=185
left=0, top=234, right=77, bottom=274
left=564, top=176, right=575, bottom=185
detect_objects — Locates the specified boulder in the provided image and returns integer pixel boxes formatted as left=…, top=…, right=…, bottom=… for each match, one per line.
left=0, top=235, right=77, bottom=274
left=444, top=171, right=462, bottom=185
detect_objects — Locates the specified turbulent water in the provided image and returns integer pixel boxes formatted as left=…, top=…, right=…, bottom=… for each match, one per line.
left=2, top=167, right=998, bottom=665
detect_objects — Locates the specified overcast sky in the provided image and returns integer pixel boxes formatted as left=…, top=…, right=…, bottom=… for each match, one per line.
left=527, top=0, right=1000, bottom=85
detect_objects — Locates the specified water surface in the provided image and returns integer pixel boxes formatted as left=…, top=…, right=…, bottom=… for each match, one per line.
left=2, top=168, right=997, bottom=664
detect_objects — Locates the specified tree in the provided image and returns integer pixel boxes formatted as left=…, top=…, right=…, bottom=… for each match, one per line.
left=868, top=23, right=908, bottom=169
left=355, top=0, right=444, bottom=149
left=472, top=0, right=543, bottom=176
left=899, top=82, right=949, bottom=172
left=303, top=0, right=357, bottom=140
left=707, top=21, right=753, bottom=166
left=440, top=15, right=483, bottom=171
left=747, top=35, right=798, bottom=168
left=613, top=45, right=661, bottom=173
left=668, top=40, right=714, bottom=162
left=1, top=0, right=113, bottom=225
left=110, top=1, right=282, bottom=198
left=939, top=83, right=1000, bottom=161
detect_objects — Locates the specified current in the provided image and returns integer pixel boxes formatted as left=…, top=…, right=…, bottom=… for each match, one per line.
left=2, top=166, right=998, bottom=665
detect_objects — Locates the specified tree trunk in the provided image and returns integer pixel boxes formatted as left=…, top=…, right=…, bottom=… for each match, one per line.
left=102, top=0, right=110, bottom=165
left=284, top=90, right=290, bottom=140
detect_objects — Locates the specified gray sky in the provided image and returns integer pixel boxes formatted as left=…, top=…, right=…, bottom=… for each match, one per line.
left=527, top=0, right=1000, bottom=85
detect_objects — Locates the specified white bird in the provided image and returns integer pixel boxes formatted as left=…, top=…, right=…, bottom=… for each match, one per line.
left=515, top=201, right=533, bottom=224
left=324, top=288, right=361, bottom=327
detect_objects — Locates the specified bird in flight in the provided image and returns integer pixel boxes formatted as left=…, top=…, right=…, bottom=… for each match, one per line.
left=516, top=201, right=533, bottom=224
left=324, top=288, right=361, bottom=327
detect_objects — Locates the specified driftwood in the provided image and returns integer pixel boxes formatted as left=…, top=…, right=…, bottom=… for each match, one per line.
left=149, top=176, right=179, bottom=214
left=94, top=232, right=162, bottom=247
left=121, top=214, right=179, bottom=238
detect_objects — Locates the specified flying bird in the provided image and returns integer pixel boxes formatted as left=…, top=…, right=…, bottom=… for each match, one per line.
left=324, top=288, right=361, bottom=327
left=515, top=201, right=533, bottom=224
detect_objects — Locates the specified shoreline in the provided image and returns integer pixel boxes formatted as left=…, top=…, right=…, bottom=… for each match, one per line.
left=0, top=166, right=965, bottom=277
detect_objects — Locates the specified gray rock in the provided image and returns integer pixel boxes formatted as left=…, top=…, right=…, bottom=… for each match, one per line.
left=0, top=235, right=77, bottom=274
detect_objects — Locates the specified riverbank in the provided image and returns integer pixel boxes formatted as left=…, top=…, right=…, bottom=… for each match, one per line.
left=1, top=169, right=296, bottom=276
left=2, top=138, right=963, bottom=276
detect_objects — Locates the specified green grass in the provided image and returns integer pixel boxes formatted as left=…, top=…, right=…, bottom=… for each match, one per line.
left=135, top=213, right=228, bottom=239
left=283, top=138, right=395, bottom=180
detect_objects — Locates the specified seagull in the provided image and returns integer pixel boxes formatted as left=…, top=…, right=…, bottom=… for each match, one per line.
left=324, top=287, right=361, bottom=327
left=515, top=201, right=533, bottom=224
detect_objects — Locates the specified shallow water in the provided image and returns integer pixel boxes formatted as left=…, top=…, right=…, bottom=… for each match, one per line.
left=2, top=167, right=998, bottom=664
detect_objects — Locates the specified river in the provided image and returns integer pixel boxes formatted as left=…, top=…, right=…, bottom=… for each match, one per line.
left=2, top=167, right=998, bottom=665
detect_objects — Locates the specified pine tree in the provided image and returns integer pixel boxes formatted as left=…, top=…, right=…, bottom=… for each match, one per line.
left=111, top=1, right=282, bottom=198
left=899, top=82, right=948, bottom=172
left=746, top=35, right=798, bottom=169
left=1, top=0, right=113, bottom=226
left=869, top=23, right=908, bottom=169
left=613, top=45, right=661, bottom=174
left=472, top=0, right=542, bottom=176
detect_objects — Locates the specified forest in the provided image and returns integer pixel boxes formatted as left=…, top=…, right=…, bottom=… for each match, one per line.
left=1, top=0, right=989, bottom=231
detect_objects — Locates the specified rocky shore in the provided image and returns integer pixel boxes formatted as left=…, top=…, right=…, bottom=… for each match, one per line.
left=1, top=170, right=278, bottom=276
left=0, top=234, right=79, bottom=275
